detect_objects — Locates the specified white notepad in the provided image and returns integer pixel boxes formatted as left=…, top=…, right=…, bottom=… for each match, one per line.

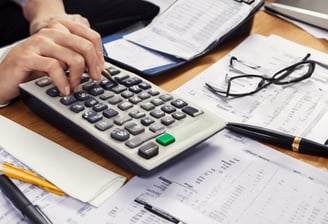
left=0, top=115, right=126, bottom=207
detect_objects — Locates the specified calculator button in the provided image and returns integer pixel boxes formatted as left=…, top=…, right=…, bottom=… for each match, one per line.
left=80, top=74, right=90, bottom=84
left=151, top=98, right=164, bottom=106
left=75, top=91, right=90, bottom=101
left=70, top=103, right=85, bottom=113
left=60, top=95, right=78, bottom=105
left=85, top=98, right=99, bottom=107
left=125, top=122, right=145, bottom=135
left=108, top=96, right=122, bottom=105
left=159, top=94, right=173, bottom=102
left=105, top=66, right=121, bottom=75
left=172, top=111, right=186, bottom=120
left=150, top=109, right=165, bottom=118
left=171, top=99, right=187, bottom=108
left=111, top=128, right=130, bottom=141
left=114, top=115, right=132, bottom=125
left=141, top=102, right=155, bottom=111
left=99, top=79, right=116, bottom=90
left=141, top=117, right=155, bottom=126
left=138, top=142, right=159, bottom=159
left=129, top=110, right=146, bottom=119
left=82, top=81, right=98, bottom=91
left=82, top=111, right=103, bottom=123
left=111, top=85, right=127, bottom=94
left=103, top=108, right=118, bottom=118
left=182, top=106, right=203, bottom=117
left=114, top=74, right=129, bottom=82
left=138, top=92, right=151, bottom=100
left=46, top=87, right=60, bottom=97
left=89, top=86, right=104, bottom=96
left=95, top=120, right=113, bottom=131
left=161, top=105, right=176, bottom=113
left=156, top=133, right=175, bottom=146
left=129, top=85, right=143, bottom=93
left=121, top=90, right=134, bottom=98
left=125, top=137, right=144, bottom=148
left=36, top=78, right=52, bottom=87
left=100, top=92, right=114, bottom=100
left=148, top=89, right=160, bottom=96
left=93, top=103, right=108, bottom=112
left=125, top=130, right=164, bottom=148
left=118, top=102, right=133, bottom=111
left=149, top=123, right=165, bottom=132
left=120, top=77, right=142, bottom=86
left=139, top=82, right=151, bottom=90
left=161, top=116, right=175, bottom=126
left=129, top=96, right=142, bottom=104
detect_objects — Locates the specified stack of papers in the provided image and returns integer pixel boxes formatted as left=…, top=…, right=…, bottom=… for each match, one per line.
left=2, top=34, right=328, bottom=223
left=103, top=0, right=263, bottom=75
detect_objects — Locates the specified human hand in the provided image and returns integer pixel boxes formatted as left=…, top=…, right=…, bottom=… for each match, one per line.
left=0, top=18, right=104, bottom=105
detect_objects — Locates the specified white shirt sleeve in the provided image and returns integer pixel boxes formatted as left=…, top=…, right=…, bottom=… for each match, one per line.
left=0, top=41, right=22, bottom=108
left=0, top=45, right=11, bottom=107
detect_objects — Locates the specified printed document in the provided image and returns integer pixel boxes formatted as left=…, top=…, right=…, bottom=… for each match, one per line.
left=77, top=131, right=328, bottom=224
left=2, top=131, right=328, bottom=223
left=124, top=0, right=254, bottom=60
left=175, top=34, right=328, bottom=144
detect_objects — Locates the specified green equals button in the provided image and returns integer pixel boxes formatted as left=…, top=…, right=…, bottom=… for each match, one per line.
left=156, top=133, right=175, bottom=146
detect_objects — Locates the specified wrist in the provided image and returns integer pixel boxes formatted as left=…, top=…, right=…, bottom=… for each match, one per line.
left=23, top=0, right=66, bottom=34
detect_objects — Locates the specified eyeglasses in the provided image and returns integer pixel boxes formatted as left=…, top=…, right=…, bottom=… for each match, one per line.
left=205, top=54, right=328, bottom=98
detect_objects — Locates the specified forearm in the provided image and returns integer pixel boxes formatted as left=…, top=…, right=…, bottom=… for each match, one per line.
left=22, top=0, right=66, bottom=34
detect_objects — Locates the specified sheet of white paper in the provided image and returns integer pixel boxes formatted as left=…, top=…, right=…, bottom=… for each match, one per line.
left=0, top=147, right=94, bottom=223
left=83, top=131, right=328, bottom=223
left=125, top=0, right=253, bottom=59
left=3, top=131, right=327, bottom=223
left=104, top=39, right=176, bottom=70
left=0, top=115, right=126, bottom=207
left=174, top=34, right=328, bottom=144
left=148, top=133, right=328, bottom=223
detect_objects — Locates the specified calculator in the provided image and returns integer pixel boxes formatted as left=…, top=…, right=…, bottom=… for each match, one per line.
left=19, top=62, right=226, bottom=176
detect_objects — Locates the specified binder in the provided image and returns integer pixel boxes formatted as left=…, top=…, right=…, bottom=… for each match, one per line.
left=102, top=0, right=264, bottom=76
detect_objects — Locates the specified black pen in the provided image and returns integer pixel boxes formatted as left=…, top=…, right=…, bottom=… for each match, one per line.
left=134, top=198, right=182, bottom=223
left=226, top=122, right=328, bottom=157
left=0, top=174, right=53, bottom=224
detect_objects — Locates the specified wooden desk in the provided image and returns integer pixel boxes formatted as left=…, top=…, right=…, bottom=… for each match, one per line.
left=1, top=10, right=327, bottom=180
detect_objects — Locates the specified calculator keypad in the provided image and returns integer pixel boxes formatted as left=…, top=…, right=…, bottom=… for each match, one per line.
left=20, top=63, right=226, bottom=175
left=39, top=67, right=204, bottom=160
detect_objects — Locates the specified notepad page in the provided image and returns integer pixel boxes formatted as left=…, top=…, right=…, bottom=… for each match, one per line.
left=0, top=115, right=126, bottom=207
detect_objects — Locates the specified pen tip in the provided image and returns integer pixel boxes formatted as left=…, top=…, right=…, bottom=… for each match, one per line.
left=101, top=69, right=111, bottom=79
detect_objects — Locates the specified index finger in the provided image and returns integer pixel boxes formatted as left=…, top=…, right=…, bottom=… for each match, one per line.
left=52, top=18, right=105, bottom=66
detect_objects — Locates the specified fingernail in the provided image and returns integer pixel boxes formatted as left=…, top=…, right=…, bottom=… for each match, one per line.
left=64, top=86, right=70, bottom=95
left=97, top=66, right=102, bottom=79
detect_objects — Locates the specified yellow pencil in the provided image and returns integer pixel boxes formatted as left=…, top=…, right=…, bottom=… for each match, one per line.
left=0, top=161, right=65, bottom=196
